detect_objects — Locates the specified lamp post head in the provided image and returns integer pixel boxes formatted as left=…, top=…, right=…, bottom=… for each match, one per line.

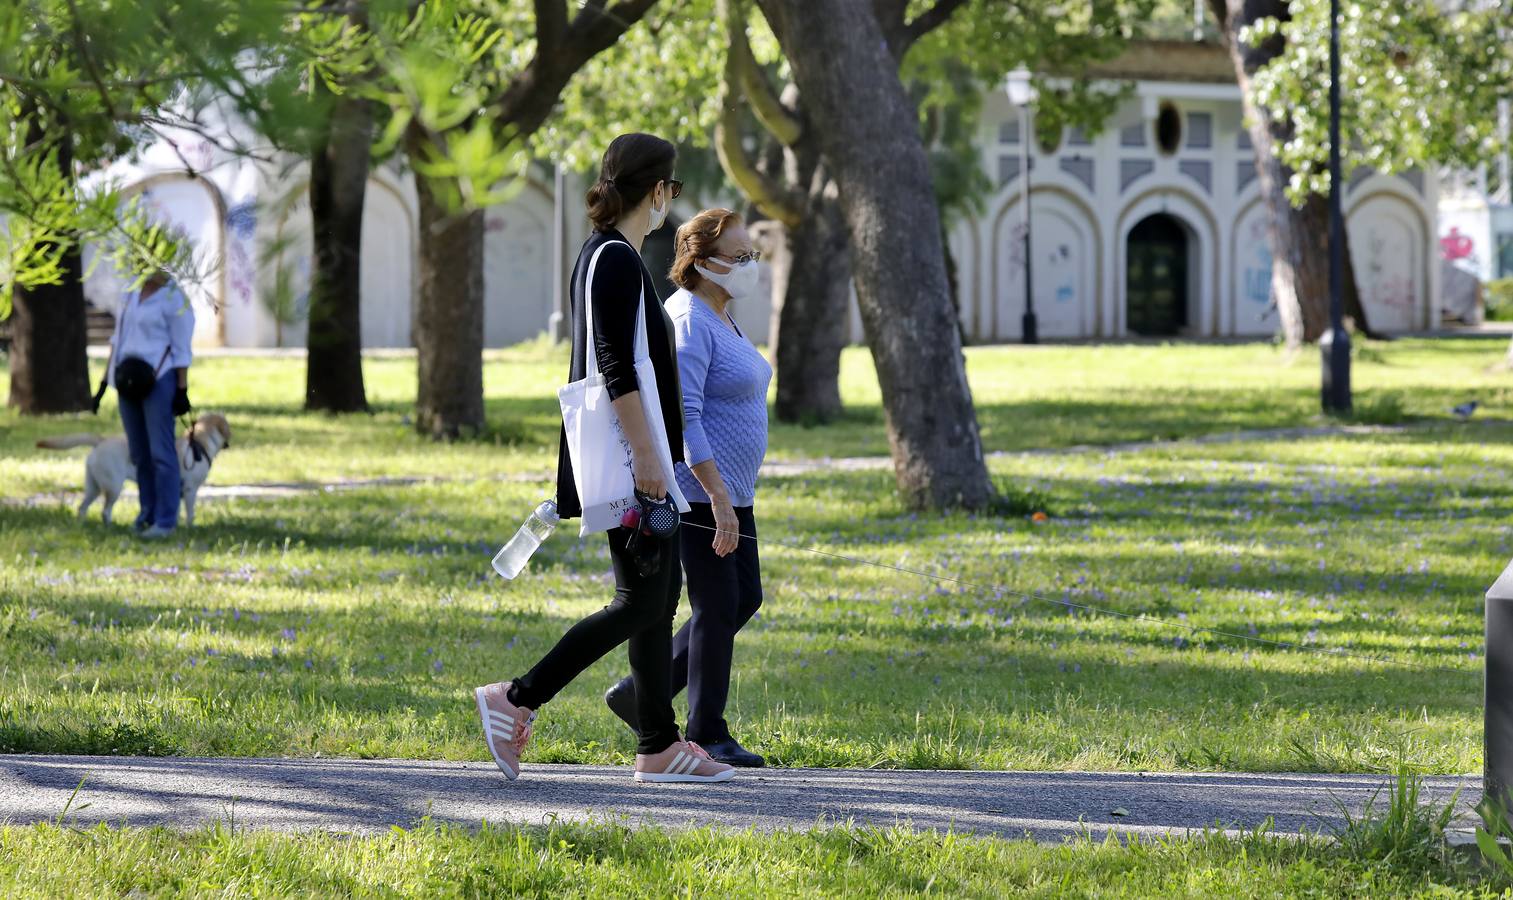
left=1004, top=70, right=1036, bottom=108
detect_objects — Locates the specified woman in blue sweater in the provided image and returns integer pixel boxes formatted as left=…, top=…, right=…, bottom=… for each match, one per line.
left=604, top=208, right=772, bottom=767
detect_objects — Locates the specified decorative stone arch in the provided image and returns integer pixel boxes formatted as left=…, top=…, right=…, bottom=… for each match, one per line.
left=1229, top=195, right=1278, bottom=336
left=1345, top=178, right=1434, bottom=332
left=263, top=171, right=422, bottom=349
left=90, top=173, right=229, bottom=346
left=989, top=179, right=1103, bottom=340
left=1115, top=185, right=1222, bottom=336
left=949, top=210, right=982, bottom=341
left=482, top=175, right=556, bottom=347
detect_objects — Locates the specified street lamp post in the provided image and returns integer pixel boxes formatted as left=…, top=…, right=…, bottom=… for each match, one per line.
left=1321, top=0, right=1352, bottom=413
left=1006, top=71, right=1038, bottom=345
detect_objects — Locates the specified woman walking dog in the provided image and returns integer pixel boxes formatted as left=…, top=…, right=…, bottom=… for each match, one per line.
left=604, top=209, right=772, bottom=767
left=473, top=134, right=734, bottom=785
left=107, top=267, right=195, bottom=539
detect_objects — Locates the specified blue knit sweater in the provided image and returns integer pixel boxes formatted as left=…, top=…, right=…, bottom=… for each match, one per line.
left=668, top=289, right=772, bottom=507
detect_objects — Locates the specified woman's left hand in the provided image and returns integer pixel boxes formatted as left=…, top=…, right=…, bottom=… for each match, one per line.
left=711, top=501, right=740, bottom=557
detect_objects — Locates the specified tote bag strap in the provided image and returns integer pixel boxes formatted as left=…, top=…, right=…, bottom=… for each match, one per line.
left=581, top=240, right=648, bottom=380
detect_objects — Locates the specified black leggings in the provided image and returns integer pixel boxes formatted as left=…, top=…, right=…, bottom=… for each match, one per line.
left=674, top=503, right=763, bottom=743
left=509, top=527, right=681, bottom=755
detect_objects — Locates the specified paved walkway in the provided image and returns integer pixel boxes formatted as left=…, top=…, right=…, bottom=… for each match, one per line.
left=0, top=755, right=1477, bottom=842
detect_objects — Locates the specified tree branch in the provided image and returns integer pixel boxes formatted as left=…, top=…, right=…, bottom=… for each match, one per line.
left=722, top=0, right=801, bottom=147
left=487, top=0, right=658, bottom=138
left=534, top=0, right=568, bottom=56
left=713, top=45, right=802, bottom=226
left=900, top=0, right=970, bottom=52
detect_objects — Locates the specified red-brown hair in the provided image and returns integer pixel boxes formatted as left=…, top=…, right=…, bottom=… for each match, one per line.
left=669, top=208, right=743, bottom=291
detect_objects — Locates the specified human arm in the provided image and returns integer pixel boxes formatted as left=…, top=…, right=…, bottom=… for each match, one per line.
left=166, top=286, right=193, bottom=413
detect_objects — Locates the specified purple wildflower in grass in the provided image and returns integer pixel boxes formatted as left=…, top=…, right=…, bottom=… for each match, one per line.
left=432, top=660, right=443, bottom=674
left=281, top=628, right=297, bottom=642
left=187, top=657, right=197, bottom=667
left=305, top=659, right=314, bottom=670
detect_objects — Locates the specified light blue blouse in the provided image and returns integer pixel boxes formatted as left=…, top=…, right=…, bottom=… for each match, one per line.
left=667, top=289, right=772, bottom=507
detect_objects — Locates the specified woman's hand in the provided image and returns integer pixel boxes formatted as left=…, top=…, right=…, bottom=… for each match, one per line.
left=632, top=449, right=667, bottom=500
left=711, top=501, right=739, bottom=557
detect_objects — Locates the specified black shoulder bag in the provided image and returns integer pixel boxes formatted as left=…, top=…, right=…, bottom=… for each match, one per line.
left=107, top=294, right=173, bottom=403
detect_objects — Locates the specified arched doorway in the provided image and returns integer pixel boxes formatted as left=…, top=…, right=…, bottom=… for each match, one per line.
left=1125, top=214, right=1190, bottom=336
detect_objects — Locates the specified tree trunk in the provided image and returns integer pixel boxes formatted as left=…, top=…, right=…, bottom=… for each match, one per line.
left=305, top=84, right=373, bottom=413
left=410, top=128, right=485, bottom=440
left=762, top=196, right=852, bottom=424
left=7, top=125, right=90, bottom=415
left=756, top=0, right=994, bottom=510
left=8, top=249, right=90, bottom=414
left=1212, top=0, right=1372, bottom=346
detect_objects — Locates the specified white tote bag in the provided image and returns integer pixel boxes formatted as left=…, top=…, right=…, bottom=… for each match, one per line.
left=558, top=241, right=689, bottom=536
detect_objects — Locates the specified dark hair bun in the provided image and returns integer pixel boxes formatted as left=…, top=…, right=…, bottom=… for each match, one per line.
left=586, top=178, right=625, bottom=232
left=585, top=133, right=676, bottom=232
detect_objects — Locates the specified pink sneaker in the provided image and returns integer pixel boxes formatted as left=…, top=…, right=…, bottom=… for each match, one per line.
left=474, top=681, right=535, bottom=780
left=634, top=740, right=735, bottom=783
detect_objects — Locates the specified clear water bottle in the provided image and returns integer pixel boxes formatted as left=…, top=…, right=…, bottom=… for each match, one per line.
left=492, top=500, right=560, bottom=580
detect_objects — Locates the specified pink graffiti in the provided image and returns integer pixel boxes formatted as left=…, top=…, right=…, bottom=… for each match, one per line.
left=1440, top=227, right=1475, bottom=261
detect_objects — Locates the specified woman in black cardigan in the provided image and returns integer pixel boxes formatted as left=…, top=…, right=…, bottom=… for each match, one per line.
left=473, top=134, right=734, bottom=786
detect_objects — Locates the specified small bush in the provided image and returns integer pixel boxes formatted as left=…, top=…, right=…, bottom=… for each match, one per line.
left=990, top=478, right=1054, bottom=518
left=1485, top=279, right=1513, bottom=322
left=1331, top=769, right=1459, bottom=874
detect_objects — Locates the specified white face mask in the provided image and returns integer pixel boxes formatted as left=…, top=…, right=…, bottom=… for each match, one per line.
left=647, top=186, right=669, bottom=231
left=694, top=258, right=760, bottom=301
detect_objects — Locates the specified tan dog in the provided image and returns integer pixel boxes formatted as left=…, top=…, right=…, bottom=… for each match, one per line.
left=37, top=413, right=232, bottom=526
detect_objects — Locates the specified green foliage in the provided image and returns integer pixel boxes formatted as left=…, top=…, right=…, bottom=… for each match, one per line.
left=534, top=1, right=725, bottom=173
left=0, top=0, right=340, bottom=314
left=1247, top=0, right=1512, bottom=202
left=1485, top=278, right=1513, bottom=322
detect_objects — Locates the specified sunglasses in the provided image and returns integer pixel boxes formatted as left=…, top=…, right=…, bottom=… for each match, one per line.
left=666, top=179, right=683, bottom=200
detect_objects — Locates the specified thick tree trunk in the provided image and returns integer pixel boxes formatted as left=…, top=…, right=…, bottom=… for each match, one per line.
left=305, top=84, right=373, bottom=413
left=1212, top=0, right=1372, bottom=346
left=756, top=0, right=993, bottom=510
left=762, top=197, right=851, bottom=424
left=7, top=125, right=90, bottom=415
left=410, top=128, right=485, bottom=439
left=8, top=248, right=90, bottom=414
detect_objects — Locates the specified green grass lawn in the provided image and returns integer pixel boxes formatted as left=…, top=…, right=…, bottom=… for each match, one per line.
left=0, top=338, right=1504, bottom=774
left=7, top=337, right=1511, bottom=499
left=2, top=819, right=1504, bottom=898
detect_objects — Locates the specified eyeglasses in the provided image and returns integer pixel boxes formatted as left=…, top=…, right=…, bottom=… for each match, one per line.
left=666, top=179, right=683, bottom=199
left=711, top=250, right=762, bottom=265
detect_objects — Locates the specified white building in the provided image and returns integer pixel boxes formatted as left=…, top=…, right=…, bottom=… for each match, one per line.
left=85, top=40, right=1449, bottom=348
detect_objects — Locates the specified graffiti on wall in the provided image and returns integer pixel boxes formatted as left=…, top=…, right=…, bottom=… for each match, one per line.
left=1440, top=226, right=1476, bottom=262
left=225, top=201, right=257, bottom=306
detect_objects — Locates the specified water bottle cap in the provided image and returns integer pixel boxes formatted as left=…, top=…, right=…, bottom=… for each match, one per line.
left=537, top=499, right=560, bottom=525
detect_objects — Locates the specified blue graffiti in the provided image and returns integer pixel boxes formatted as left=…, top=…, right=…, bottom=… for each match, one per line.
left=225, top=201, right=257, bottom=241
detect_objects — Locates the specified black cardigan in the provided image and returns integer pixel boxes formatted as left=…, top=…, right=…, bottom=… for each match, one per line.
left=555, top=229, right=684, bottom=519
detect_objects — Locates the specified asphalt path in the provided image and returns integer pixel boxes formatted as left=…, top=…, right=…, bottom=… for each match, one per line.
left=0, top=755, right=1478, bottom=842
